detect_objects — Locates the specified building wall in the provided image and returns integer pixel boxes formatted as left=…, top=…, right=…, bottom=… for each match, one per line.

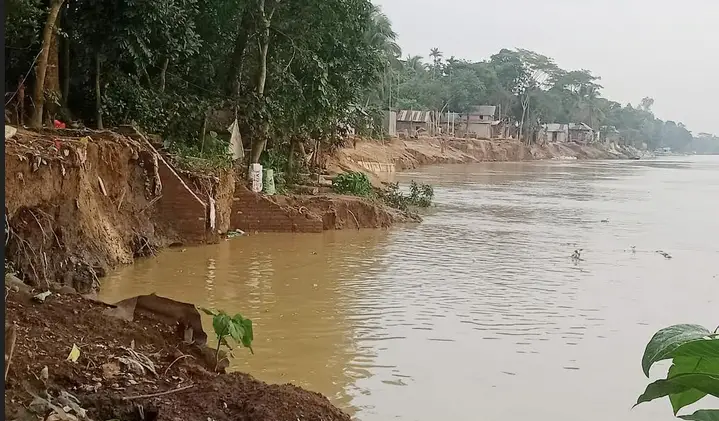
left=467, top=122, right=492, bottom=139
left=153, top=157, right=210, bottom=244
left=384, top=111, right=397, bottom=136
left=569, top=130, right=592, bottom=143
left=230, top=186, right=324, bottom=233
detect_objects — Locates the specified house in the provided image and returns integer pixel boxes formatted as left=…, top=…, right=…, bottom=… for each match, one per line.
left=396, top=110, right=433, bottom=137
left=543, top=123, right=569, bottom=143
left=568, top=123, right=594, bottom=143
left=464, top=105, right=496, bottom=139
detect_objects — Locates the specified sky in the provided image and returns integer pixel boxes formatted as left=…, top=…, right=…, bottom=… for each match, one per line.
left=373, top=0, right=719, bottom=135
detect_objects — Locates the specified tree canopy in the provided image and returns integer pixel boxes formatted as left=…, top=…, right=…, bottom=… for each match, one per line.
left=4, top=0, right=703, bottom=161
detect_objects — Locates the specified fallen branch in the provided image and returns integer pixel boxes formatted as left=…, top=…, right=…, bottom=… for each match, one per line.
left=121, top=384, right=194, bottom=401
left=163, top=354, right=196, bottom=377
left=117, top=188, right=126, bottom=211
left=346, top=208, right=360, bottom=230
left=140, top=195, right=163, bottom=213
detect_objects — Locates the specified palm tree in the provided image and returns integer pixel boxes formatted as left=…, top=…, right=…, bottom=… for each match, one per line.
left=366, top=4, right=401, bottom=68
left=429, top=47, right=443, bottom=64
left=429, top=47, right=443, bottom=79
left=403, top=55, right=425, bottom=74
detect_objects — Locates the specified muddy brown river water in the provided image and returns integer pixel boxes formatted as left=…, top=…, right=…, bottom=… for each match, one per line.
left=100, top=156, right=719, bottom=421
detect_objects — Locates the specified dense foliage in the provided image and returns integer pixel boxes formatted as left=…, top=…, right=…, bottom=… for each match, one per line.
left=5, top=0, right=390, bottom=165
left=380, top=181, right=434, bottom=211
left=6, top=0, right=715, bottom=162
left=635, top=324, right=719, bottom=420
left=332, top=172, right=374, bottom=197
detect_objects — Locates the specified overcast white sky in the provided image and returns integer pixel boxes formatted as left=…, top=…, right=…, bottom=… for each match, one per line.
left=373, top=0, right=719, bottom=135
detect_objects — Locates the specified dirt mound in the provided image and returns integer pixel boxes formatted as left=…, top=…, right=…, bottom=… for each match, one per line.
left=328, top=137, right=635, bottom=184
left=4, top=289, right=350, bottom=421
left=4, top=128, right=226, bottom=294
left=5, top=129, right=162, bottom=293
left=271, top=194, right=420, bottom=230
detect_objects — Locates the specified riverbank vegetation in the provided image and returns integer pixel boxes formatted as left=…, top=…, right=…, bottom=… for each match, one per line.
left=331, top=171, right=434, bottom=211
left=5, top=0, right=712, bottom=177
left=635, top=324, right=719, bottom=420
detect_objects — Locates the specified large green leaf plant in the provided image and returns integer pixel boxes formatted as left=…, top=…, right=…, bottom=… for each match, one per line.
left=636, top=324, right=719, bottom=420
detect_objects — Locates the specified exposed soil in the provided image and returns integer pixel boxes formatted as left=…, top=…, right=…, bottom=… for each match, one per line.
left=270, top=193, right=420, bottom=230
left=5, top=129, right=164, bottom=294
left=327, top=136, right=646, bottom=185
left=4, top=289, right=351, bottom=421
left=4, top=128, right=230, bottom=294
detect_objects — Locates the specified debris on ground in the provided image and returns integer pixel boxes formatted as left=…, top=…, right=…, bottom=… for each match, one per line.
left=4, top=289, right=350, bottom=421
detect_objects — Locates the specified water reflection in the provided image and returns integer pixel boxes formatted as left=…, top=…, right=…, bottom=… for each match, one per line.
left=102, top=156, right=719, bottom=421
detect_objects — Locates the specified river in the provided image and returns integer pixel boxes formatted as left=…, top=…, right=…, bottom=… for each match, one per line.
left=99, top=156, right=719, bottom=421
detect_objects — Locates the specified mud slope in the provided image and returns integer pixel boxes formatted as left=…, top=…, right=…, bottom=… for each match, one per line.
left=4, top=129, right=219, bottom=294
left=4, top=290, right=350, bottom=421
left=328, top=136, right=645, bottom=181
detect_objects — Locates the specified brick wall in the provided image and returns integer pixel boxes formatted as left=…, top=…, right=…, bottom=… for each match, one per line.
left=230, top=186, right=323, bottom=233
left=155, top=159, right=209, bottom=244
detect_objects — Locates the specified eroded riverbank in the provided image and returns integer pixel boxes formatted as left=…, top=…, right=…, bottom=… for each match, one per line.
left=97, top=157, right=718, bottom=421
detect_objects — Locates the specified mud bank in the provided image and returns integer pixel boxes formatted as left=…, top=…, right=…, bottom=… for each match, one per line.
left=328, top=136, right=649, bottom=182
left=4, top=128, right=224, bottom=294
left=4, top=129, right=417, bottom=293
left=4, top=289, right=350, bottom=421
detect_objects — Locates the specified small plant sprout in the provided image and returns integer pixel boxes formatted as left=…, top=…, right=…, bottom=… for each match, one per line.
left=199, top=308, right=254, bottom=371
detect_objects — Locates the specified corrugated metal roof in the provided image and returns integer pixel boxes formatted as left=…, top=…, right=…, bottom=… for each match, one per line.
left=473, top=105, right=496, bottom=116
left=396, top=110, right=432, bottom=123
left=545, top=123, right=567, bottom=132
left=568, top=122, right=593, bottom=131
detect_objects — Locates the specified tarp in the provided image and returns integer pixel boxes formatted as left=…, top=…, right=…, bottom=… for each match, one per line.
left=103, top=294, right=208, bottom=346
left=227, top=119, right=244, bottom=161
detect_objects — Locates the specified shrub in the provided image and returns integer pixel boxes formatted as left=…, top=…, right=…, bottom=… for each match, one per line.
left=200, top=308, right=254, bottom=371
left=332, top=172, right=374, bottom=197
left=381, top=181, right=435, bottom=211
left=635, top=324, right=719, bottom=420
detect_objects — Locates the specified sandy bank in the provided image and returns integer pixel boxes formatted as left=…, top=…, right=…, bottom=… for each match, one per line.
left=327, top=136, right=648, bottom=183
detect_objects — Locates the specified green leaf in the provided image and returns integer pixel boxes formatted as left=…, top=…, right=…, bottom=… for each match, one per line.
left=240, top=318, right=254, bottom=354
left=227, top=320, right=245, bottom=343
left=679, top=410, right=719, bottom=421
left=212, top=314, right=231, bottom=338
left=635, top=379, right=691, bottom=406
left=674, top=339, right=719, bottom=359
left=642, top=325, right=711, bottom=377
left=670, top=373, right=719, bottom=398
left=668, top=357, right=719, bottom=414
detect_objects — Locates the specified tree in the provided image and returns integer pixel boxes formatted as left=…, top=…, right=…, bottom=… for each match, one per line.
left=30, top=0, right=65, bottom=129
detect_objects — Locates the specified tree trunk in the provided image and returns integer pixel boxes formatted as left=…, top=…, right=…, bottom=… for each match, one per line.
left=95, top=52, right=103, bottom=130
left=225, top=8, right=253, bottom=96
left=159, top=58, right=169, bottom=93
left=30, top=0, right=65, bottom=129
left=287, top=136, right=296, bottom=176
left=61, top=35, right=70, bottom=106
left=249, top=0, right=273, bottom=164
